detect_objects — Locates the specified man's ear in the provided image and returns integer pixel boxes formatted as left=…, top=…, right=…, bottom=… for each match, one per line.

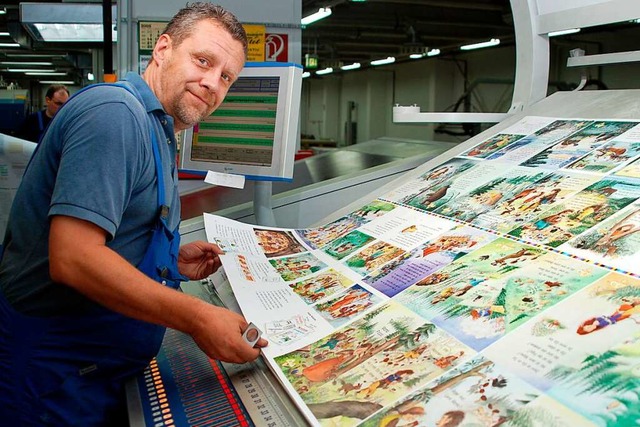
left=152, top=33, right=172, bottom=64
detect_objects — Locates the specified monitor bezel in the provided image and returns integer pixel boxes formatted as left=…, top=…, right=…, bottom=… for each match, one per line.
left=179, top=62, right=302, bottom=182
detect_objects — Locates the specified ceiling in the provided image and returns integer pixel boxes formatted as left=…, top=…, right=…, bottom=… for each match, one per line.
left=0, top=0, right=517, bottom=89
left=1, top=1, right=638, bottom=89
left=300, top=0, right=515, bottom=70
left=0, top=0, right=101, bottom=89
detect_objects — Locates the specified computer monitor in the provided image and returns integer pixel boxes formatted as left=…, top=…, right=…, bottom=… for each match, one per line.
left=179, top=62, right=303, bottom=181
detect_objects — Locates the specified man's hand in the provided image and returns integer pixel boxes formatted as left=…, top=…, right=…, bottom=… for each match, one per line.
left=191, top=304, right=268, bottom=363
left=178, top=241, right=224, bottom=280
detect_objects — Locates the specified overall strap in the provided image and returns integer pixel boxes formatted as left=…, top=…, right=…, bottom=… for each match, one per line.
left=110, top=82, right=166, bottom=211
left=36, top=110, right=44, bottom=132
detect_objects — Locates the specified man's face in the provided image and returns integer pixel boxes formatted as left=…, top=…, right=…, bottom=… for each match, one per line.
left=156, top=20, right=245, bottom=131
left=45, top=89, right=69, bottom=117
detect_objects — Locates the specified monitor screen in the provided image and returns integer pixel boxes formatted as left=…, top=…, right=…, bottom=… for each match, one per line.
left=179, top=62, right=302, bottom=181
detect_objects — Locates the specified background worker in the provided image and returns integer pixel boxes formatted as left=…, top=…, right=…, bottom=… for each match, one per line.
left=16, top=84, right=70, bottom=142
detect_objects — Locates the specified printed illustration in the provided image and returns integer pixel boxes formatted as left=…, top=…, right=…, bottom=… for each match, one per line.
left=473, top=171, right=598, bottom=233
left=297, top=214, right=365, bottom=249
left=487, top=119, right=593, bottom=163
left=614, top=155, right=640, bottom=179
left=289, top=269, right=354, bottom=304
left=382, top=158, right=477, bottom=204
left=521, top=121, right=637, bottom=170
left=254, top=228, right=306, bottom=258
left=360, top=355, right=592, bottom=427
left=565, top=140, right=640, bottom=173
left=398, top=241, right=606, bottom=351
left=433, top=167, right=548, bottom=223
left=509, top=178, right=640, bottom=247
left=565, top=203, right=640, bottom=275
left=269, top=252, right=328, bottom=281
left=405, top=161, right=512, bottom=213
left=363, top=225, right=497, bottom=297
left=314, top=284, right=382, bottom=327
left=275, top=302, right=472, bottom=427
left=484, top=272, right=640, bottom=427
left=344, top=240, right=406, bottom=277
left=460, top=133, right=525, bottom=159
left=324, top=230, right=375, bottom=260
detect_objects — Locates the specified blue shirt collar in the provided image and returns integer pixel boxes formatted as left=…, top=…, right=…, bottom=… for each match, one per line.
left=123, top=71, right=175, bottom=130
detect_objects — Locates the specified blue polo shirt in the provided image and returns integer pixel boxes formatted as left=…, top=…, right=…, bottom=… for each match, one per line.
left=0, top=73, right=181, bottom=316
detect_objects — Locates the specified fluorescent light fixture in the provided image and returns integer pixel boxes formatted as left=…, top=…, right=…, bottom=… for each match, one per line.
left=301, top=8, right=331, bottom=26
left=6, top=54, right=60, bottom=58
left=21, top=3, right=118, bottom=42
left=302, top=72, right=311, bottom=78
left=6, top=68, right=56, bottom=72
left=632, top=19, right=640, bottom=24
left=26, top=72, right=67, bottom=76
left=409, top=53, right=425, bottom=59
left=427, top=48, right=441, bottom=57
left=39, top=80, right=75, bottom=85
left=0, top=43, right=20, bottom=48
left=370, top=56, right=396, bottom=66
left=0, top=8, right=6, bottom=15
left=341, top=62, right=361, bottom=70
left=0, top=32, right=9, bottom=36
left=460, top=38, right=500, bottom=51
left=315, top=67, right=333, bottom=75
left=33, top=23, right=117, bottom=42
left=0, top=61, right=53, bottom=66
left=548, top=28, right=580, bottom=37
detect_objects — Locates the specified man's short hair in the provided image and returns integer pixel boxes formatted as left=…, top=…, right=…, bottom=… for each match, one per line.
left=45, top=84, right=69, bottom=99
left=162, top=2, right=247, bottom=58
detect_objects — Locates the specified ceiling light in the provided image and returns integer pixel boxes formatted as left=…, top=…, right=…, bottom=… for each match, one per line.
left=0, top=8, right=6, bottom=15
left=302, top=72, right=311, bottom=78
left=341, top=62, right=361, bottom=70
left=6, top=68, right=56, bottom=73
left=0, top=43, right=20, bottom=48
left=0, top=62, right=53, bottom=66
left=315, top=67, right=333, bottom=75
left=548, top=28, right=581, bottom=37
left=427, top=48, right=441, bottom=57
left=460, top=38, right=500, bottom=51
left=301, top=8, right=331, bottom=26
left=0, top=32, right=9, bottom=37
left=33, top=23, right=117, bottom=42
left=6, top=54, right=60, bottom=58
left=21, top=3, right=117, bottom=42
left=370, top=56, right=396, bottom=66
left=409, top=53, right=425, bottom=59
left=26, top=72, right=67, bottom=76
left=39, top=80, right=75, bottom=85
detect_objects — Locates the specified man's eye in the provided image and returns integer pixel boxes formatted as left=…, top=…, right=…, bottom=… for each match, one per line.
left=221, top=73, right=231, bottom=83
left=198, top=57, right=209, bottom=67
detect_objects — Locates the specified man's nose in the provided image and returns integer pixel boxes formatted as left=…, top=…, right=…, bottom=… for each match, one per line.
left=201, top=69, right=221, bottom=94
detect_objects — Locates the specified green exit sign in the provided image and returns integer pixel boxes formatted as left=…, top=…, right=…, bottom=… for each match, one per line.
left=305, top=53, right=318, bottom=69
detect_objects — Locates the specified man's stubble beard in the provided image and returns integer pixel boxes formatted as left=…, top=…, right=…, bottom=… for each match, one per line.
left=172, top=92, right=213, bottom=129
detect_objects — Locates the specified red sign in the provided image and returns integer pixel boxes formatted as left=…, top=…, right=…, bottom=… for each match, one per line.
left=265, top=33, right=288, bottom=62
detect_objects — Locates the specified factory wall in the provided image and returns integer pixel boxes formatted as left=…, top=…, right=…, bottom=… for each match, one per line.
left=300, top=26, right=640, bottom=147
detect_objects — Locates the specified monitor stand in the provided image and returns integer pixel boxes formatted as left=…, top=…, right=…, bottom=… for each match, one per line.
left=253, top=180, right=277, bottom=227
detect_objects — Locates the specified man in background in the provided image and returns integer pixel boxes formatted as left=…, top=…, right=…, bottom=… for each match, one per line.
left=16, top=84, right=69, bottom=142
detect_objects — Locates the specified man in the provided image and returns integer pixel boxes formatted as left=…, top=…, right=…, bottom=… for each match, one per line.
left=16, top=84, right=70, bottom=142
left=0, top=3, right=267, bottom=426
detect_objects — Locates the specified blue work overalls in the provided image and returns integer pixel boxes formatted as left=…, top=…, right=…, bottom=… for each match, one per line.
left=0, top=83, right=186, bottom=426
